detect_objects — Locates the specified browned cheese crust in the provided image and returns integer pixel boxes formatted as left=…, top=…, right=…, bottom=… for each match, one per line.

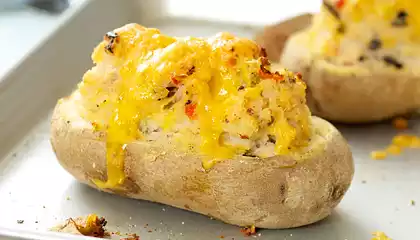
left=50, top=96, right=354, bottom=229
left=281, top=31, right=420, bottom=123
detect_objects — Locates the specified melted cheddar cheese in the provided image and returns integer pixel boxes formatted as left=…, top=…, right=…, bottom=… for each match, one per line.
left=308, top=0, right=420, bottom=70
left=71, top=24, right=311, bottom=189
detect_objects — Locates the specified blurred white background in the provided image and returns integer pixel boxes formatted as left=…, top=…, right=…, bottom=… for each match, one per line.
left=165, top=0, right=321, bottom=25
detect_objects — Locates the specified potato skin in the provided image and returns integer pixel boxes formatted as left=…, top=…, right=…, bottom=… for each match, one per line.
left=50, top=97, right=354, bottom=229
left=281, top=31, right=420, bottom=123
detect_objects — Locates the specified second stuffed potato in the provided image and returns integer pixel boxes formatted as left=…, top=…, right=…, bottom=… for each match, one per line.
left=280, top=0, right=420, bottom=123
left=50, top=24, right=354, bottom=229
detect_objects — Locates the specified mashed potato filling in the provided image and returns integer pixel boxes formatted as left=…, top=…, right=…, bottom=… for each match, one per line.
left=71, top=24, right=311, bottom=189
left=308, top=0, right=420, bottom=70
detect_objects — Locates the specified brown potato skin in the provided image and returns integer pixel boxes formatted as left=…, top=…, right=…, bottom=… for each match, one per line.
left=280, top=31, right=420, bottom=123
left=50, top=96, right=354, bottom=229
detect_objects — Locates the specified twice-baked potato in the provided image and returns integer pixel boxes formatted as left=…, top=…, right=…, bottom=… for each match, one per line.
left=279, top=0, right=420, bottom=123
left=50, top=24, right=354, bottom=229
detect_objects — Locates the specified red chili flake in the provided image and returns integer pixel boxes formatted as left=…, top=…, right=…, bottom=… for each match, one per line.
left=258, top=65, right=285, bottom=82
left=272, top=72, right=285, bottom=82
left=227, top=57, right=237, bottom=66
left=91, top=121, right=100, bottom=131
left=240, top=225, right=256, bottom=236
left=296, top=72, right=302, bottom=79
left=240, top=134, right=249, bottom=139
left=185, top=103, right=197, bottom=120
left=171, top=76, right=180, bottom=85
left=336, top=0, right=345, bottom=9
left=258, top=66, right=272, bottom=79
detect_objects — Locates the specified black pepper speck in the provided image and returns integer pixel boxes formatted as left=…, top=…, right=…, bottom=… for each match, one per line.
left=392, top=10, right=408, bottom=27
left=369, top=38, right=382, bottom=50
left=383, top=55, right=403, bottom=69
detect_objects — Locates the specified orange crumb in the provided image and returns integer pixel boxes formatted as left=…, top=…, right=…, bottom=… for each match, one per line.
left=385, top=145, right=401, bottom=155
left=370, top=151, right=387, bottom=160
left=392, top=117, right=408, bottom=130
left=371, top=134, right=420, bottom=160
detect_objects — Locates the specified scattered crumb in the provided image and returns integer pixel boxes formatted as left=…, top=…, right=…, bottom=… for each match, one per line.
left=290, top=233, right=293, bottom=236
left=370, top=151, right=387, bottom=160
left=362, top=180, right=367, bottom=184
left=258, top=233, right=262, bottom=237
left=17, top=220, right=24, bottom=224
left=162, top=208, right=166, bottom=211
left=410, top=200, right=416, bottom=206
left=49, top=214, right=108, bottom=238
left=129, top=216, right=132, bottom=220
left=240, top=225, right=257, bottom=236
left=120, top=233, right=140, bottom=240
left=148, top=230, right=153, bottom=233
left=392, top=117, right=408, bottom=130
left=181, top=222, right=184, bottom=225
left=35, top=221, right=39, bottom=224
left=372, top=134, right=420, bottom=160
left=180, top=232, right=183, bottom=235
left=66, top=197, right=71, bottom=201
left=42, top=206, right=46, bottom=209
left=371, top=231, right=392, bottom=240
left=219, top=235, right=225, bottom=239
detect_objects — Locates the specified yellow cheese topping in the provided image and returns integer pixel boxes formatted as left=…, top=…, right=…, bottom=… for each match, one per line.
left=308, top=0, right=420, bottom=68
left=71, top=24, right=311, bottom=189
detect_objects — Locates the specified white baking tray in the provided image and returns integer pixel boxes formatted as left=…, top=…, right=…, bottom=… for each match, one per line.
left=0, top=0, right=419, bottom=239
